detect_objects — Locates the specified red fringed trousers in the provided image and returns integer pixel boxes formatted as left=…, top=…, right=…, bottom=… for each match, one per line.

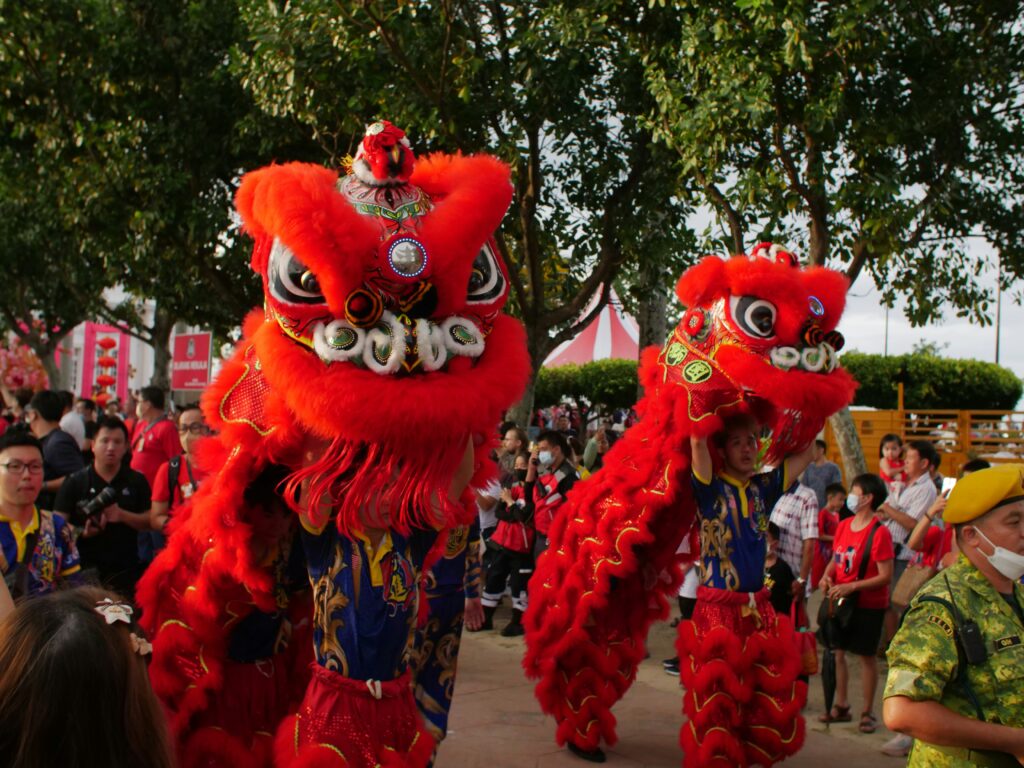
left=274, top=666, right=435, bottom=768
left=676, top=586, right=806, bottom=768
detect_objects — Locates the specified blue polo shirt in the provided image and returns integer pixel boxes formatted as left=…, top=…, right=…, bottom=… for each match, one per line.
left=692, top=466, right=790, bottom=593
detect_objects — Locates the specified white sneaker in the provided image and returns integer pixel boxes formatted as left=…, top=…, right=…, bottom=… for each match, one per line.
left=881, top=734, right=913, bottom=757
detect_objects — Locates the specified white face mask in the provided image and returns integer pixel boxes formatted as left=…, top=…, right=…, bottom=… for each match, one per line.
left=973, top=526, right=1024, bottom=582
left=538, top=450, right=554, bottom=469
left=846, top=493, right=861, bottom=512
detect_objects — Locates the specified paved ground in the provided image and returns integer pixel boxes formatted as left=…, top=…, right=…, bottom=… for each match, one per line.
left=439, top=604, right=906, bottom=767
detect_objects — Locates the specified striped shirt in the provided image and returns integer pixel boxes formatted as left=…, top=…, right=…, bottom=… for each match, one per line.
left=885, top=472, right=937, bottom=559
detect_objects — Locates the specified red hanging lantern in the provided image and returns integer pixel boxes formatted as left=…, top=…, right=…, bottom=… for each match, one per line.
left=95, top=374, right=116, bottom=387
left=97, top=355, right=117, bottom=368
left=97, top=337, right=117, bottom=350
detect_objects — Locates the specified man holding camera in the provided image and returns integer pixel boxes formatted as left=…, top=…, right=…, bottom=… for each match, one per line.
left=883, top=464, right=1024, bottom=767
left=54, top=416, right=151, bottom=599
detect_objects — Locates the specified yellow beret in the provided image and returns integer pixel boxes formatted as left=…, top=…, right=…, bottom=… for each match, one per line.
left=944, top=463, right=1024, bottom=524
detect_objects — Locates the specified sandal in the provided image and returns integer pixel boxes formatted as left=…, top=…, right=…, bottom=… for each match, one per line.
left=818, top=704, right=852, bottom=723
left=859, top=712, right=878, bottom=733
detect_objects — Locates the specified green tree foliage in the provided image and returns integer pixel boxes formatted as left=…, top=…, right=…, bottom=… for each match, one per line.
left=536, top=359, right=639, bottom=410
left=641, top=0, right=1024, bottom=324
left=0, top=0, right=319, bottom=387
left=235, top=0, right=692, bottom=416
left=842, top=351, right=1022, bottom=410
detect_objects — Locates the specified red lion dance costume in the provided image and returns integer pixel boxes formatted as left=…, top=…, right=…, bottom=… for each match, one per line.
left=524, top=243, right=857, bottom=767
left=137, top=121, right=529, bottom=768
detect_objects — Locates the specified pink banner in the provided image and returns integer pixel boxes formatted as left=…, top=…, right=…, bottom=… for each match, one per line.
left=81, top=322, right=131, bottom=404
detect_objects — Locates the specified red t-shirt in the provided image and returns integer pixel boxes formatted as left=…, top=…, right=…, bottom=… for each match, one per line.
left=152, top=457, right=209, bottom=512
left=910, top=525, right=954, bottom=569
left=130, top=418, right=182, bottom=486
left=832, top=518, right=895, bottom=610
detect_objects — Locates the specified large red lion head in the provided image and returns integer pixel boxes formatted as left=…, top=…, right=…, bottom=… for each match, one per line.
left=643, top=242, right=857, bottom=461
left=231, top=121, right=529, bottom=532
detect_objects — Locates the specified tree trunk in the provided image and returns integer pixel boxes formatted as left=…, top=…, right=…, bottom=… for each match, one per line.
left=635, top=261, right=669, bottom=401
left=39, top=347, right=59, bottom=389
left=509, top=370, right=538, bottom=431
left=829, top=407, right=867, bottom=479
left=149, top=307, right=175, bottom=391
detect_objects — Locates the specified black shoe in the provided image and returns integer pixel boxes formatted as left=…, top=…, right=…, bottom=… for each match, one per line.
left=500, top=608, right=525, bottom=637
left=568, top=743, right=606, bottom=763
left=661, top=656, right=679, bottom=669
left=664, top=661, right=680, bottom=676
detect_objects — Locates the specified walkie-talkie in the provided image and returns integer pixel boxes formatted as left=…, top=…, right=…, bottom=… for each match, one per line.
left=945, top=575, right=988, bottom=665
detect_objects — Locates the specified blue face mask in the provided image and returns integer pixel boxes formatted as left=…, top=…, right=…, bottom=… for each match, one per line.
left=538, top=450, right=554, bottom=469
left=846, top=493, right=861, bottom=512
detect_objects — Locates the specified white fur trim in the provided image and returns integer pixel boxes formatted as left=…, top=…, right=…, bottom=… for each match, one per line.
left=441, top=317, right=485, bottom=358
left=313, top=320, right=366, bottom=364
left=362, top=311, right=406, bottom=374
left=416, top=318, right=448, bottom=372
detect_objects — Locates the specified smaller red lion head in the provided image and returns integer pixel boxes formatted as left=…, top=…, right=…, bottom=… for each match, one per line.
left=645, top=242, right=856, bottom=460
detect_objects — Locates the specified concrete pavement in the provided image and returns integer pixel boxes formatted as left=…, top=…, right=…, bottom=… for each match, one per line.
left=438, top=606, right=905, bottom=767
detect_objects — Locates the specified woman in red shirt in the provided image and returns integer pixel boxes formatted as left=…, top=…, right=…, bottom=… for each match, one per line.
left=818, top=473, right=894, bottom=734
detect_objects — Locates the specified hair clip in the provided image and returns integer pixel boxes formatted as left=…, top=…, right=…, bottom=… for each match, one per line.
left=129, top=633, right=152, bottom=657
left=94, top=598, right=134, bottom=625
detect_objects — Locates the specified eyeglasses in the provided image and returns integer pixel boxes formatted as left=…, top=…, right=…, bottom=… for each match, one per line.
left=178, top=423, right=212, bottom=435
left=0, top=460, right=44, bottom=475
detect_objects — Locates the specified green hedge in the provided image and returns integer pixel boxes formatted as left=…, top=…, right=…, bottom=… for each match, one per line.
left=536, top=359, right=639, bottom=409
left=537, top=353, right=1023, bottom=412
left=841, top=352, right=1022, bottom=410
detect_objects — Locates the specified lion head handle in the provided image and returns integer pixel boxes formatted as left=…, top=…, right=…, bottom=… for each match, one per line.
left=647, top=242, right=857, bottom=461
left=232, top=121, right=529, bottom=534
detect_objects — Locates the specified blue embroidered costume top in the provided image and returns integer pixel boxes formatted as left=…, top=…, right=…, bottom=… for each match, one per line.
left=0, top=507, right=81, bottom=596
left=301, top=521, right=436, bottom=681
left=691, top=467, right=790, bottom=593
left=424, top=521, right=481, bottom=599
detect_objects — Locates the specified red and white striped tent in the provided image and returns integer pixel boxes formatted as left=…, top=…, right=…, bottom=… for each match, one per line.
left=544, top=287, right=640, bottom=367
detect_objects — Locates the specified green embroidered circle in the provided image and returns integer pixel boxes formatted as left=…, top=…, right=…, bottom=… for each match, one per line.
left=665, top=342, right=686, bottom=367
left=328, top=328, right=357, bottom=350
left=682, top=360, right=712, bottom=384
left=449, top=325, right=475, bottom=346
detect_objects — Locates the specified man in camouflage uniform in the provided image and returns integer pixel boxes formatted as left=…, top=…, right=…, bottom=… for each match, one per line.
left=884, top=464, right=1024, bottom=767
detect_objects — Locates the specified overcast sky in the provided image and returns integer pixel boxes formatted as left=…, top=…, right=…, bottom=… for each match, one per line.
left=839, top=270, right=1024, bottom=405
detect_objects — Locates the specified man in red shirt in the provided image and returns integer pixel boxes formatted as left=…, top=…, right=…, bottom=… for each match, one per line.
left=130, top=386, right=181, bottom=562
left=150, top=405, right=210, bottom=535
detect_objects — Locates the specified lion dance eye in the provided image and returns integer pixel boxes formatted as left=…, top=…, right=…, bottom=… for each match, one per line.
left=729, top=295, right=778, bottom=339
left=466, top=243, right=506, bottom=304
left=268, top=239, right=326, bottom=305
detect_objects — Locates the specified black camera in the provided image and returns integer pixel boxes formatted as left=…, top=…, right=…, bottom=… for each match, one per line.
left=79, top=486, right=118, bottom=519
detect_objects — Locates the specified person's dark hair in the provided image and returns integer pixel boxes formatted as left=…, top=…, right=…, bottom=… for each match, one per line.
left=878, top=433, right=903, bottom=457
left=515, top=451, right=531, bottom=465
left=0, top=587, right=175, bottom=768
left=815, top=439, right=827, bottom=451
left=767, top=521, right=781, bottom=540
left=76, top=398, right=97, bottom=415
left=906, top=440, right=940, bottom=471
left=139, top=385, right=165, bottom=411
left=505, top=426, right=528, bottom=448
left=961, top=458, right=991, bottom=475
left=850, top=473, right=888, bottom=510
left=0, top=425, right=43, bottom=456
left=498, top=420, right=517, bottom=438
left=94, top=415, right=130, bottom=443
left=825, top=482, right=847, bottom=498
left=536, top=429, right=571, bottom=458
left=13, top=387, right=33, bottom=410
left=27, top=390, right=64, bottom=422
left=58, top=390, right=74, bottom=412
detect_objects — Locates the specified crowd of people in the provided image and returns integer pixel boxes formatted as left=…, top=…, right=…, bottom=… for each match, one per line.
left=0, top=389, right=1022, bottom=767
